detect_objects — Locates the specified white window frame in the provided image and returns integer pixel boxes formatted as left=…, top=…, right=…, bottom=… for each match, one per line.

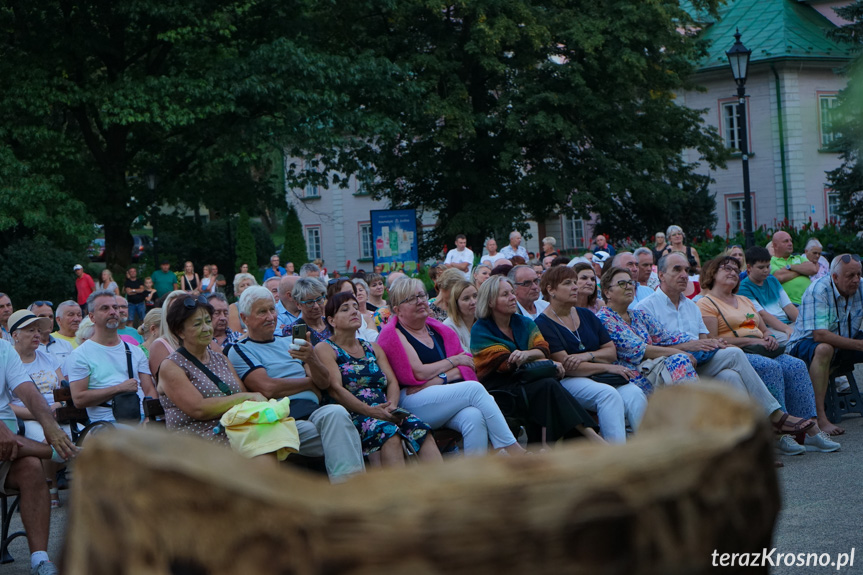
left=720, top=100, right=743, bottom=151
left=305, top=226, right=322, bottom=261
left=725, top=193, right=756, bottom=233
left=826, top=190, right=842, bottom=224
left=303, top=183, right=320, bottom=198
left=819, top=93, right=839, bottom=148
left=359, top=222, right=373, bottom=259
left=561, top=216, right=585, bottom=250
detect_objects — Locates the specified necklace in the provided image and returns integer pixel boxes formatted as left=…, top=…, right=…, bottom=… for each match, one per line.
left=551, top=307, right=585, bottom=351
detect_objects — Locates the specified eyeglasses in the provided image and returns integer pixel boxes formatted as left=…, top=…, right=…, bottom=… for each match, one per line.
left=32, top=301, right=53, bottom=308
left=299, top=295, right=326, bottom=306
left=614, top=280, right=637, bottom=289
left=398, top=293, right=429, bottom=306
left=718, top=264, right=740, bottom=274
left=513, top=278, right=540, bottom=288
left=183, top=296, right=209, bottom=309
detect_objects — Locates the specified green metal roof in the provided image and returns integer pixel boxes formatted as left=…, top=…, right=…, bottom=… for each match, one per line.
left=683, top=0, right=856, bottom=72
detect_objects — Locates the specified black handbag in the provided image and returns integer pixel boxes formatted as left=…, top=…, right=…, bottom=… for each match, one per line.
left=111, top=343, right=142, bottom=422
left=513, top=360, right=558, bottom=384
left=704, top=296, right=785, bottom=359
left=588, top=372, right=629, bottom=388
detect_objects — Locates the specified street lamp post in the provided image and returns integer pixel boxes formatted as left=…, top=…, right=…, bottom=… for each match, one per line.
left=726, top=29, right=754, bottom=249
left=146, top=169, right=160, bottom=265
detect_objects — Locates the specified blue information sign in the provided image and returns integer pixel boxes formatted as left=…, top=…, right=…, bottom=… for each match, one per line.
left=370, top=209, right=419, bottom=274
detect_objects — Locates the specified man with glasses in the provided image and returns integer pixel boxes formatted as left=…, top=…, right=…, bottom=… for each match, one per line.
left=507, top=265, right=548, bottom=320
left=67, top=290, right=156, bottom=424
left=263, top=254, right=287, bottom=281
left=0, top=293, right=12, bottom=343
left=771, top=231, right=817, bottom=305
left=28, top=301, right=74, bottom=365
left=115, top=296, right=144, bottom=345
left=227, top=286, right=364, bottom=482
left=786, top=253, right=863, bottom=436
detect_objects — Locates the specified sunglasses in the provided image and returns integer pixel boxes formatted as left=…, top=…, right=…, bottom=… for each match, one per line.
left=299, top=295, right=326, bottom=306
left=32, top=300, right=53, bottom=308
left=839, top=254, right=861, bottom=264
left=183, top=296, right=210, bottom=309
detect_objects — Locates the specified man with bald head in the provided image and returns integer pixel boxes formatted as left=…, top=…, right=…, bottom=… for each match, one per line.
left=787, top=254, right=863, bottom=436
left=770, top=231, right=817, bottom=305
left=276, top=274, right=301, bottom=334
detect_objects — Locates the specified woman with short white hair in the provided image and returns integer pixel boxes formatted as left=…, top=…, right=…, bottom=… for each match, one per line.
left=804, top=238, right=829, bottom=280
left=291, top=278, right=331, bottom=345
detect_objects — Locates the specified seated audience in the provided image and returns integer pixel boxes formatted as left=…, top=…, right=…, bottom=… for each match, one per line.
left=227, top=286, right=365, bottom=481
left=443, top=280, right=478, bottom=353
left=137, top=308, right=163, bottom=359
left=147, top=290, right=186, bottom=378
left=770, top=231, right=817, bottom=306
left=696, top=256, right=838, bottom=452
left=351, top=278, right=378, bottom=339
left=536, top=266, right=647, bottom=443
left=470, top=276, right=603, bottom=445
left=377, top=278, right=525, bottom=455
left=365, top=273, right=387, bottom=312
left=115, top=296, right=144, bottom=345
left=804, top=238, right=829, bottom=280
left=739, top=247, right=797, bottom=343
left=228, top=273, right=258, bottom=334
left=508, top=265, right=548, bottom=320
left=429, top=268, right=465, bottom=322
left=316, top=292, right=442, bottom=466
left=52, top=300, right=82, bottom=348
left=328, top=279, right=378, bottom=342
left=292, top=278, right=332, bottom=345
left=27, top=301, right=73, bottom=365
left=205, top=292, right=241, bottom=350
left=596, top=267, right=699, bottom=395
left=472, top=264, right=492, bottom=289
left=74, top=317, right=94, bottom=346
left=570, top=262, right=605, bottom=314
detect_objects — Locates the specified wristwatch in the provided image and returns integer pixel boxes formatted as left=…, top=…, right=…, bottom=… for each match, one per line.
left=785, top=264, right=792, bottom=270
left=438, top=372, right=448, bottom=384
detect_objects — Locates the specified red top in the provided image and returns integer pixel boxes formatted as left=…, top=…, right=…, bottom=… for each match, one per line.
left=76, top=273, right=95, bottom=305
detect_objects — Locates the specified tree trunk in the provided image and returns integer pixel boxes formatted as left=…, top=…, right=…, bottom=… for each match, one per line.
left=103, top=220, right=133, bottom=275
left=61, top=384, right=779, bottom=575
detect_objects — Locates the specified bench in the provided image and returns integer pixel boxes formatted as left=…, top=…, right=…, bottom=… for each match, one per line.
left=52, top=386, right=114, bottom=445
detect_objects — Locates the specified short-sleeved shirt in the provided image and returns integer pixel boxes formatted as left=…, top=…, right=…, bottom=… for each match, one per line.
left=787, top=275, right=863, bottom=352
left=0, top=341, right=32, bottom=421
left=52, top=331, right=78, bottom=348
left=738, top=276, right=793, bottom=324
left=635, top=289, right=706, bottom=339
left=771, top=254, right=812, bottom=305
left=226, top=336, right=317, bottom=404
left=151, top=270, right=178, bottom=298
left=124, top=279, right=146, bottom=304
left=42, top=336, right=74, bottom=365
left=535, top=309, right=611, bottom=355
left=499, top=245, right=529, bottom=260
left=76, top=274, right=95, bottom=305
left=263, top=266, right=287, bottom=281
left=444, top=248, right=474, bottom=280
left=696, top=295, right=762, bottom=338
left=480, top=253, right=507, bottom=267
left=11, top=349, right=61, bottom=408
left=67, top=338, right=152, bottom=422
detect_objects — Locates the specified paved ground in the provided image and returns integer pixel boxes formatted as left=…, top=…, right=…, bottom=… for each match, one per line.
left=3, top=412, right=863, bottom=573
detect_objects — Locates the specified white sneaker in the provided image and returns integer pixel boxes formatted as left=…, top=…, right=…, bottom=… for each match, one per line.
left=804, top=431, right=841, bottom=453
left=776, top=434, right=805, bottom=456
left=835, top=376, right=851, bottom=393
left=31, top=560, right=59, bottom=575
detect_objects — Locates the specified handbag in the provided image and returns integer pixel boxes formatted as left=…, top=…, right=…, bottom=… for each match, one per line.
left=704, top=296, right=785, bottom=359
left=589, top=372, right=629, bottom=388
left=111, top=342, right=142, bottom=422
left=513, top=360, right=558, bottom=384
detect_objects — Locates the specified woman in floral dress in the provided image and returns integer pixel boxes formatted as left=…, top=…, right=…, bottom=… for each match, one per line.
left=596, top=267, right=699, bottom=394
left=315, top=291, right=442, bottom=466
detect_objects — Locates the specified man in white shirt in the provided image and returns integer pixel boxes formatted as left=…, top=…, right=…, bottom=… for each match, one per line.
left=499, top=231, right=529, bottom=261
left=612, top=252, right=654, bottom=309
left=480, top=238, right=506, bottom=267
left=0, top=337, right=77, bottom=575
left=68, top=290, right=156, bottom=423
left=443, top=234, right=474, bottom=280
left=635, top=253, right=836, bottom=453
left=508, top=265, right=548, bottom=320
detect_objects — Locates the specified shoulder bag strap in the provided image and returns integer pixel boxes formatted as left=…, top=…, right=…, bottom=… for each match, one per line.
left=703, top=296, right=740, bottom=338
left=123, top=342, right=134, bottom=379
left=177, top=347, right=233, bottom=396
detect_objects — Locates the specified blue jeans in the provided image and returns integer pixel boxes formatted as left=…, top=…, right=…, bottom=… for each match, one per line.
left=128, top=302, right=146, bottom=324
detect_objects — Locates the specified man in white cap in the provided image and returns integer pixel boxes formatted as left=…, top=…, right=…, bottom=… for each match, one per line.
left=1, top=310, right=79, bottom=575
left=73, top=264, right=95, bottom=313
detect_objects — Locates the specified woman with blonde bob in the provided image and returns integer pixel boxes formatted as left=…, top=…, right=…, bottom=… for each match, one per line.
left=443, top=280, right=478, bottom=353
left=377, top=278, right=524, bottom=456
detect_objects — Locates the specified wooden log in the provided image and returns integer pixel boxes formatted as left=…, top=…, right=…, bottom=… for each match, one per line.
left=61, top=383, right=779, bottom=575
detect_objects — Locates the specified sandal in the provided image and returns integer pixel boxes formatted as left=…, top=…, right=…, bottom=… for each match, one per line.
left=772, top=413, right=815, bottom=435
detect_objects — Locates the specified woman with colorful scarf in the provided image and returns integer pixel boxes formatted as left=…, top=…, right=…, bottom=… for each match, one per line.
left=471, top=276, right=604, bottom=445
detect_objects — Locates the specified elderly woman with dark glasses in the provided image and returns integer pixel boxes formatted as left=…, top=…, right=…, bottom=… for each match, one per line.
left=158, top=295, right=266, bottom=444
left=596, top=267, right=699, bottom=395
left=377, top=277, right=525, bottom=456
left=291, top=277, right=331, bottom=345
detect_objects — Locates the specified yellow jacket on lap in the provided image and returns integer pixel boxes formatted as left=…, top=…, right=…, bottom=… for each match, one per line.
left=220, top=398, right=300, bottom=460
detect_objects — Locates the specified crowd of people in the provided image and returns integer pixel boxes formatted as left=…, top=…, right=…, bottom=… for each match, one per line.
left=0, top=224, right=858, bottom=574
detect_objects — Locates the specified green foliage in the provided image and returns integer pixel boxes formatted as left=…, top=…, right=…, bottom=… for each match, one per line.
left=235, top=209, right=258, bottom=274
left=0, top=236, right=85, bottom=309
left=280, top=205, right=308, bottom=268
left=327, top=0, right=726, bottom=254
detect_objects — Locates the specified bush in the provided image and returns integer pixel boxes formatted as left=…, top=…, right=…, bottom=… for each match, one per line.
left=0, top=235, right=86, bottom=309
left=235, top=208, right=257, bottom=275
left=280, top=205, right=308, bottom=268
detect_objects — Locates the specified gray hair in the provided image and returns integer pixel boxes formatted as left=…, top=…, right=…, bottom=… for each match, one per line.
left=75, top=317, right=95, bottom=346
left=204, top=292, right=228, bottom=304
left=56, top=300, right=79, bottom=318
left=476, top=275, right=512, bottom=320
left=611, top=252, right=633, bottom=267
left=263, top=276, right=281, bottom=290
left=232, top=272, right=257, bottom=294
left=388, top=278, right=425, bottom=313
left=509, top=230, right=520, bottom=241
left=830, top=254, right=860, bottom=275
left=666, top=224, right=684, bottom=239
left=292, top=277, right=326, bottom=303
left=805, top=238, right=823, bottom=252
left=542, top=236, right=556, bottom=247
left=158, top=290, right=187, bottom=349
left=351, top=277, right=370, bottom=296
left=299, top=263, right=320, bottom=276
left=238, top=285, right=275, bottom=317
left=657, top=252, right=687, bottom=274
left=86, top=289, right=119, bottom=311
left=484, top=238, right=497, bottom=247
left=633, top=247, right=653, bottom=259
left=506, top=264, right=532, bottom=283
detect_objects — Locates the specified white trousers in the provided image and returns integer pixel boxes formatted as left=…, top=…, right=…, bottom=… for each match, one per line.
left=559, top=378, right=647, bottom=443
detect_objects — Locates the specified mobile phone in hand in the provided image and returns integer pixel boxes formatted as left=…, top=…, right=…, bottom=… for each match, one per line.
left=292, top=324, right=307, bottom=342
left=390, top=407, right=411, bottom=421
